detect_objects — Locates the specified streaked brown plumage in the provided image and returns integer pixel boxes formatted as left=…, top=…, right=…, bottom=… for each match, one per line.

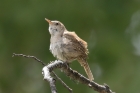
left=45, top=18, right=94, bottom=81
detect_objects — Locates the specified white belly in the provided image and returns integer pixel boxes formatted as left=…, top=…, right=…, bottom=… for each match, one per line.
left=50, top=42, right=67, bottom=61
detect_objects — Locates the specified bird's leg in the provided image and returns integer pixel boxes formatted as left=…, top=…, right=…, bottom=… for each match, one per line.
left=64, top=61, right=70, bottom=69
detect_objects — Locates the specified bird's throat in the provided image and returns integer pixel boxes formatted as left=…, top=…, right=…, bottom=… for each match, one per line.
left=50, top=35, right=63, bottom=44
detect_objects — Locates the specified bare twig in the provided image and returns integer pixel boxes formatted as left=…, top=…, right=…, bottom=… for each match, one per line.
left=12, top=53, right=46, bottom=66
left=52, top=72, right=73, bottom=93
left=12, top=53, right=72, bottom=93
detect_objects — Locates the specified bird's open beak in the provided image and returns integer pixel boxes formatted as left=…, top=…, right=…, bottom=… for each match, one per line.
left=45, top=18, right=52, bottom=24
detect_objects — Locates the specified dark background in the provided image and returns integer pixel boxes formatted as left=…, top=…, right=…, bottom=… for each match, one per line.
left=0, top=0, right=140, bottom=93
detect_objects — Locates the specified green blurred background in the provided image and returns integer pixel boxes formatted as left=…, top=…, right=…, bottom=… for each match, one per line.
left=0, top=0, right=140, bottom=93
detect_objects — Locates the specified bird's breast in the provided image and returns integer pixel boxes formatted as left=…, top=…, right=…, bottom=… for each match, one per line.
left=50, top=41, right=67, bottom=61
left=50, top=36, right=81, bottom=62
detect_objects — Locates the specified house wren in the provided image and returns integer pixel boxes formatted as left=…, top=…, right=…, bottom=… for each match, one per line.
left=45, top=18, right=94, bottom=81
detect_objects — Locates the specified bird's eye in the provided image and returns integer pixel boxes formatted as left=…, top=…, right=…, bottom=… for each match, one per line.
left=55, top=23, right=59, bottom=26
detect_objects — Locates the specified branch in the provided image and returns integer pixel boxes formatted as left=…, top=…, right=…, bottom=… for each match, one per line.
left=12, top=53, right=115, bottom=93
left=42, top=64, right=57, bottom=93
left=42, top=60, right=115, bottom=93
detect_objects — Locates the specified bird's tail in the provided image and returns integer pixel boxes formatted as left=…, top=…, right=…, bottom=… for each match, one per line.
left=78, top=58, right=94, bottom=81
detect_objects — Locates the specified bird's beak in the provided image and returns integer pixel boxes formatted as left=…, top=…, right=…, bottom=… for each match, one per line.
left=45, top=18, right=52, bottom=24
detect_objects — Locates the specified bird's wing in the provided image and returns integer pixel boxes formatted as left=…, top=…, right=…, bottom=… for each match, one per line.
left=63, top=31, right=89, bottom=56
left=64, top=31, right=93, bottom=81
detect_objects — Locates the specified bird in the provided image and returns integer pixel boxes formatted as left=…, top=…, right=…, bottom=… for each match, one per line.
left=45, top=18, right=94, bottom=81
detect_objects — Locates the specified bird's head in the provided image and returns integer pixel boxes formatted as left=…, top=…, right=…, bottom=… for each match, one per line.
left=45, top=18, right=66, bottom=36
